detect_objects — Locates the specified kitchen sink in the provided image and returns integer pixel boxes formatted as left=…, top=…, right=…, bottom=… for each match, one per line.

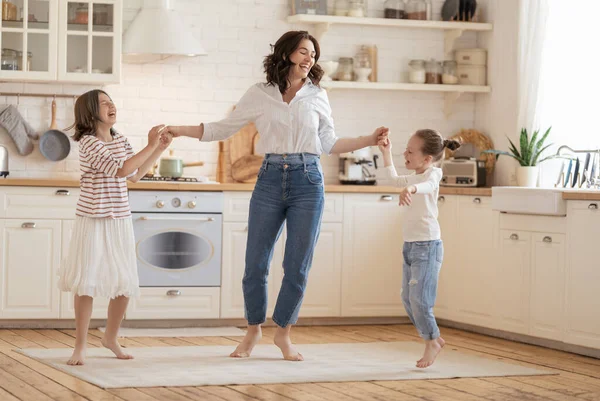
left=492, top=187, right=567, bottom=216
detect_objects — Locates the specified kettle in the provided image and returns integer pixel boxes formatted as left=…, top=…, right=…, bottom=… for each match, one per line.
left=0, top=145, right=8, bottom=178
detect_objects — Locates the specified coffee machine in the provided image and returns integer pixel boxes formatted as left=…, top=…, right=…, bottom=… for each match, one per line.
left=339, top=148, right=378, bottom=185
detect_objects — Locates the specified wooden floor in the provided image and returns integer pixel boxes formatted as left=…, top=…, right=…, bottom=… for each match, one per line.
left=0, top=324, right=599, bottom=401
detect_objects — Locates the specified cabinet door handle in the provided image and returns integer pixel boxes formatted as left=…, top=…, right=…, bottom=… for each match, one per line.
left=166, top=290, right=181, bottom=296
left=438, top=196, right=445, bottom=203
left=473, top=197, right=482, bottom=204
left=55, top=189, right=70, bottom=196
left=589, top=203, right=598, bottom=210
left=510, top=233, right=519, bottom=240
left=380, top=195, right=393, bottom=201
left=543, top=236, right=553, bottom=243
left=21, top=222, right=36, bottom=229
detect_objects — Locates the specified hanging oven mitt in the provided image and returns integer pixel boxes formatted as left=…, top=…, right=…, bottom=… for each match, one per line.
left=0, top=105, right=39, bottom=156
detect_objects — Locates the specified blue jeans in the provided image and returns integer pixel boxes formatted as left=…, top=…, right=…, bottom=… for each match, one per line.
left=243, top=153, right=324, bottom=327
left=402, top=240, right=443, bottom=340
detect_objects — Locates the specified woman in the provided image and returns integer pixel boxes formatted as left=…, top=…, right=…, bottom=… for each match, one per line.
left=167, top=31, right=388, bottom=361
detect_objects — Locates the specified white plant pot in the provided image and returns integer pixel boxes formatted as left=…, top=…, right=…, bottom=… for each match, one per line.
left=516, top=166, right=539, bottom=187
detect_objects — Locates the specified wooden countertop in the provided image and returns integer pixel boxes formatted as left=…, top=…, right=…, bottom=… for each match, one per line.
left=0, top=178, right=497, bottom=195
left=562, top=191, right=600, bottom=201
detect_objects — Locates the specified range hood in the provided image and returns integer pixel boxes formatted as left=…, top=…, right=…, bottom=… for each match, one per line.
left=122, top=0, right=207, bottom=63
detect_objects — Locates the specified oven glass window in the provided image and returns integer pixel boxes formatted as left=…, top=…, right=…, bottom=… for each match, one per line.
left=138, top=232, right=212, bottom=270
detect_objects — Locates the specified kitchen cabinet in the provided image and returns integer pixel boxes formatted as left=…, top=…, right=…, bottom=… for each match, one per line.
left=452, top=196, right=498, bottom=327
left=0, top=0, right=121, bottom=83
left=341, top=193, right=405, bottom=317
left=126, top=287, right=220, bottom=320
left=434, top=194, right=459, bottom=321
left=564, top=200, right=600, bottom=349
left=0, top=218, right=61, bottom=318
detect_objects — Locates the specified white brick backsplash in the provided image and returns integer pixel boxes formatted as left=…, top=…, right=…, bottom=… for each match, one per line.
left=0, top=0, right=485, bottom=183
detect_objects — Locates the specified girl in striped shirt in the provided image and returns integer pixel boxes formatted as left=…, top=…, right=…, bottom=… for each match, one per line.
left=58, top=89, right=172, bottom=366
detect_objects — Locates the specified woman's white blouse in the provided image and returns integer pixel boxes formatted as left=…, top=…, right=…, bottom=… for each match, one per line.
left=202, top=79, right=339, bottom=155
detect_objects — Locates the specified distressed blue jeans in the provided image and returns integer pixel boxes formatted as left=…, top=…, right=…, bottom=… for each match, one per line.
left=402, top=240, right=444, bottom=340
left=243, top=153, right=324, bottom=327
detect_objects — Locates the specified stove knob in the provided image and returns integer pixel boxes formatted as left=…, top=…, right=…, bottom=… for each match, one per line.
left=188, top=201, right=197, bottom=209
left=156, top=200, right=165, bottom=208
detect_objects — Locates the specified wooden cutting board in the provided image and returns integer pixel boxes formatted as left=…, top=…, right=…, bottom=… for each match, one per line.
left=216, top=122, right=263, bottom=183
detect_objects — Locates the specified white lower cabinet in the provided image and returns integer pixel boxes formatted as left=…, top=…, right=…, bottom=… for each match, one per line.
left=564, top=200, right=600, bottom=349
left=0, top=219, right=61, bottom=319
left=341, top=194, right=405, bottom=317
left=126, top=287, right=220, bottom=320
left=435, top=194, right=459, bottom=321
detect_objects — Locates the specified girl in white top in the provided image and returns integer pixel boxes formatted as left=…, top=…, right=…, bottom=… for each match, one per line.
left=379, top=129, right=460, bottom=368
left=167, top=31, right=389, bottom=361
left=58, top=89, right=172, bottom=366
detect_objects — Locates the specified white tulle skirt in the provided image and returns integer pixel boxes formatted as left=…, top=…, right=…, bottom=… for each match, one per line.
left=58, top=216, right=140, bottom=299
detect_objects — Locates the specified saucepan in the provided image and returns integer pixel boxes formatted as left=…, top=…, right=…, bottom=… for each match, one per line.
left=158, top=149, right=204, bottom=178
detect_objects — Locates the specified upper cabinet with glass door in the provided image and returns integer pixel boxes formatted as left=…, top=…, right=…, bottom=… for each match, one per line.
left=0, top=0, right=58, bottom=81
left=58, top=0, right=122, bottom=83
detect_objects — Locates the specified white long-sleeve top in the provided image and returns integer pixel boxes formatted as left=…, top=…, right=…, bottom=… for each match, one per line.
left=385, top=165, right=443, bottom=242
left=201, top=79, right=339, bottom=155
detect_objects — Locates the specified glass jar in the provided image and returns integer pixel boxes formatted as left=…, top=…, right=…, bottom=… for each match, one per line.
left=425, top=59, right=442, bottom=84
left=75, top=5, right=88, bottom=24
left=442, top=60, right=458, bottom=84
left=1, top=48, right=18, bottom=71
left=406, top=0, right=427, bottom=20
left=16, top=51, right=32, bottom=71
left=354, top=46, right=371, bottom=69
left=334, top=0, right=349, bottom=16
left=384, top=0, right=405, bottom=19
left=2, top=0, right=17, bottom=21
left=337, top=57, right=354, bottom=81
left=408, top=59, right=426, bottom=84
left=348, top=0, right=367, bottom=17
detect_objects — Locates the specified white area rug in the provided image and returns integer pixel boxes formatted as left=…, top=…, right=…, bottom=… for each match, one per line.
left=97, top=326, right=245, bottom=337
left=18, top=341, right=552, bottom=389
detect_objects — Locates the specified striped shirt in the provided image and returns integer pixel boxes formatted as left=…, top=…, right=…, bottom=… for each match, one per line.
left=76, top=132, right=135, bottom=219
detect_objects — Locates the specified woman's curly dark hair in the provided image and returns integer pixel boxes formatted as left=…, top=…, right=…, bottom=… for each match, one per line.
left=69, top=89, right=117, bottom=142
left=263, top=31, right=324, bottom=94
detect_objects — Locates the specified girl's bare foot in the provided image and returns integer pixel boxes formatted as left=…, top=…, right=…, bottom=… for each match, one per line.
left=67, top=347, right=86, bottom=365
left=437, top=336, right=446, bottom=348
left=416, top=339, right=442, bottom=368
left=230, top=325, right=262, bottom=358
left=274, top=327, right=303, bottom=361
left=101, top=338, right=134, bottom=360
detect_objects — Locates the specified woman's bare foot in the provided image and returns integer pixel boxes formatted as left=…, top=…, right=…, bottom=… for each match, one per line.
left=101, top=338, right=134, bottom=360
left=67, top=347, right=86, bottom=365
left=274, top=326, right=303, bottom=361
left=416, top=339, right=442, bottom=368
left=230, top=325, right=262, bottom=358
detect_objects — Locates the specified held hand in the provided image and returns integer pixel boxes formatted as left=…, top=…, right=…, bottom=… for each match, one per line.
left=378, top=137, right=391, bottom=153
left=148, top=124, right=165, bottom=148
left=370, top=126, right=389, bottom=146
left=165, top=125, right=182, bottom=138
left=399, top=186, right=414, bottom=206
left=158, top=132, right=173, bottom=151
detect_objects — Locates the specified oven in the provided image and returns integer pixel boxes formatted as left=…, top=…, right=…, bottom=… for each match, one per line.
left=129, top=190, right=223, bottom=287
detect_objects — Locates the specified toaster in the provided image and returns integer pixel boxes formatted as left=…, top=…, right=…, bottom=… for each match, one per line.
left=441, top=157, right=486, bottom=187
left=0, top=145, right=8, bottom=178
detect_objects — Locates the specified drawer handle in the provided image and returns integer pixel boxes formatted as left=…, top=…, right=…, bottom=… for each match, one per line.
left=381, top=195, right=393, bottom=201
left=21, top=222, right=36, bottom=229
left=543, top=236, right=552, bottom=243
left=589, top=203, right=598, bottom=210
left=55, top=190, right=70, bottom=196
left=510, top=233, right=519, bottom=240
left=438, top=196, right=445, bottom=203
left=473, top=197, right=481, bottom=204
left=166, top=290, right=181, bottom=296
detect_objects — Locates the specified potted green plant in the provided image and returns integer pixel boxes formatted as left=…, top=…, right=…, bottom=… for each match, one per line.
left=483, top=127, right=555, bottom=187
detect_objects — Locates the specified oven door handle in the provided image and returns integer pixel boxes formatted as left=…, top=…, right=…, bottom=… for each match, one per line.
left=139, top=216, right=215, bottom=222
